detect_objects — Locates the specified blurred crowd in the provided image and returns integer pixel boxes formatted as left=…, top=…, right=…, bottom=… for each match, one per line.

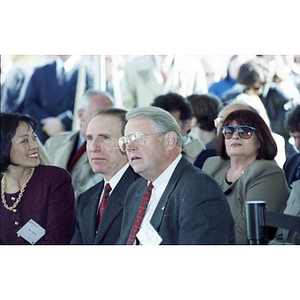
left=1, top=54, right=300, bottom=245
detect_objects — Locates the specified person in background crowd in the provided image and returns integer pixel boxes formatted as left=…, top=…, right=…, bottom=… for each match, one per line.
left=269, top=179, right=300, bottom=245
left=1, top=55, right=32, bottom=115
left=116, top=106, right=235, bottom=245
left=24, top=55, right=89, bottom=144
left=151, top=92, right=205, bottom=163
left=283, top=104, right=300, bottom=187
left=209, top=55, right=247, bottom=100
left=202, top=109, right=290, bottom=244
left=70, top=108, right=140, bottom=245
left=0, top=113, right=76, bottom=244
left=44, top=89, right=114, bottom=199
left=222, top=56, right=298, bottom=158
left=120, top=55, right=207, bottom=109
left=194, top=95, right=286, bottom=169
left=187, top=93, right=221, bottom=148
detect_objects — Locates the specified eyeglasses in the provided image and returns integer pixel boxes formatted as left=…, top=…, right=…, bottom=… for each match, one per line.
left=222, top=125, right=257, bottom=139
left=118, top=131, right=164, bottom=152
left=214, top=117, right=224, bottom=128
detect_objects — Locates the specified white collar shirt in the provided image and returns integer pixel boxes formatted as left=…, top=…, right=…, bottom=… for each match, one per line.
left=140, top=153, right=182, bottom=227
left=77, top=132, right=86, bottom=150
left=97, top=163, right=130, bottom=212
left=56, top=55, right=79, bottom=78
left=153, top=55, right=174, bottom=78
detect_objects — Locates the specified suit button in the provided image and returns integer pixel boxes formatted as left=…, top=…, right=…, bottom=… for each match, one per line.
left=17, top=234, right=21, bottom=238
left=15, top=221, right=19, bottom=226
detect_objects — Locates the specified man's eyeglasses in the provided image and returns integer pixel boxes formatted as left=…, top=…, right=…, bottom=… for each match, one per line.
left=118, top=131, right=164, bottom=152
left=222, top=125, right=257, bottom=139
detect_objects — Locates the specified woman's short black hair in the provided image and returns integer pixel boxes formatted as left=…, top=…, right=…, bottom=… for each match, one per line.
left=215, top=109, right=277, bottom=160
left=0, top=112, right=38, bottom=173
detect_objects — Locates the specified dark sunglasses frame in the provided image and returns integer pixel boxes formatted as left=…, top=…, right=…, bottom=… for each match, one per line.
left=222, top=125, right=257, bottom=139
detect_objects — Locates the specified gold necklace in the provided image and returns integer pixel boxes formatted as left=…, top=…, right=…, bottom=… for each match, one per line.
left=1, top=168, right=35, bottom=211
left=226, top=167, right=244, bottom=184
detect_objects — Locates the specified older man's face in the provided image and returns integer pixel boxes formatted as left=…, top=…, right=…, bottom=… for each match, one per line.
left=124, top=118, right=169, bottom=182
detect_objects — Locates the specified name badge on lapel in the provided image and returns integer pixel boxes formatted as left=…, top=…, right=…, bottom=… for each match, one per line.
left=17, top=219, right=46, bottom=245
left=136, top=221, right=162, bottom=245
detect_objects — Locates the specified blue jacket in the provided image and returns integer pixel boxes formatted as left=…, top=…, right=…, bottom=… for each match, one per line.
left=24, top=60, right=88, bottom=143
left=284, top=152, right=300, bottom=188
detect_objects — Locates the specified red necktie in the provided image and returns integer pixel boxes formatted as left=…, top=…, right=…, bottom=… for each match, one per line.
left=67, top=141, right=87, bottom=172
left=161, top=65, right=167, bottom=82
left=126, top=182, right=154, bottom=245
left=95, top=183, right=112, bottom=230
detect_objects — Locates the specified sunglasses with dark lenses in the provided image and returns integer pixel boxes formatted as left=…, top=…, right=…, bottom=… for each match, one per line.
left=222, top=125, right=257, bottom=139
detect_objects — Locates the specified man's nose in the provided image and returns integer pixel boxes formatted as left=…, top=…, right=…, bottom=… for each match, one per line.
left=125, top=139, right=136, bottom=152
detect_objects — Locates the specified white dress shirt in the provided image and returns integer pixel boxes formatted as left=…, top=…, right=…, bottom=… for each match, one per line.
left=140, top=154, right=182, bottom=227
left=96, top=163, right=130, bottom=212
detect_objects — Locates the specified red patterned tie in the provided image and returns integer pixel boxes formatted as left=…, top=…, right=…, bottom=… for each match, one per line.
left=126, top=182, right=154, bottom=245
left=95, top=183, right=112, bottom=230
left=67, top=141, right=87, bottom=172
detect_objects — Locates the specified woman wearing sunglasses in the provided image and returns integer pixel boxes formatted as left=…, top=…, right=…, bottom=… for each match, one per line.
left=203, top=109, right=290, bottom=244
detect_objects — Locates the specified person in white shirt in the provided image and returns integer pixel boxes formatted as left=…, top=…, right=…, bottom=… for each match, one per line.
left=120, top=55, right=207, bottom=109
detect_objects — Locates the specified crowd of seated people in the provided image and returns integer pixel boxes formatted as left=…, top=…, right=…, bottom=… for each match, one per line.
left=1, top=54, right=299, bottom=245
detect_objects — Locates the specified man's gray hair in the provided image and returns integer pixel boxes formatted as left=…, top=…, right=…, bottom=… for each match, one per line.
left=77, top=89, right=114, bottom=111
left=126, top=106, right=184, bottom=147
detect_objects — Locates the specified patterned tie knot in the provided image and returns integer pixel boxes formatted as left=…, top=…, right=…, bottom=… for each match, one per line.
left=146, top=182, right=154, bottom=192
left=104, top=183, right=112, bottom=197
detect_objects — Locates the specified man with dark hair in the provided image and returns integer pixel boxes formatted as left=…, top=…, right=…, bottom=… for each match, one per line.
left=151, top=92, right=205, bottom=163
left=70, top=108, right=140, bottom=245
left=283, top=104, right=300, bottom=187
left=44, top=89, right=114, bottom=199
left=187, top=93, right=221, bottom=148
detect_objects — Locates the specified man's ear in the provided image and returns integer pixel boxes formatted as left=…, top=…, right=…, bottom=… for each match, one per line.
left=77, top=109, right=85, bottom=122
left=191, top=117, right=198, bottom=127
left=165, top=131, right=177, bottom=150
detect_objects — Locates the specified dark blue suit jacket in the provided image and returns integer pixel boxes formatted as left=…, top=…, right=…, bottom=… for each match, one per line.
left=117, top=157, right=235, bottom=245
left=283, top=152, right=300, bottom=188
left=194, top=147, right=217, bottom=169
left=70, top=166, right=140, bottom=245
left=24, top=60, right=88, bottom=143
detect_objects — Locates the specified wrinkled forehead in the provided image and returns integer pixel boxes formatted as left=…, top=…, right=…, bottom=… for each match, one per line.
left=87, top=114, right=122, bottom=135
left=125, top=118, right=157, bottom=135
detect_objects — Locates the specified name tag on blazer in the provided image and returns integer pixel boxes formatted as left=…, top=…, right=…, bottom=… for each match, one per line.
left=136, top=221, right=162, bottom=245
left=17, top=219, right=46, bottom=245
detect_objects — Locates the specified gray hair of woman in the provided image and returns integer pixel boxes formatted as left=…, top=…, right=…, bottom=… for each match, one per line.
left=126, top=106, right=184, bottom=147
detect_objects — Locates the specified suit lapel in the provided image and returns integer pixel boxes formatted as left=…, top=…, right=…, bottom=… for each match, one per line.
left=161, top=56, right=176, bottom=94
left=137, top=56, right=164, bottom=97
left=150, top=157, right=189, bottom=230
left=94, top=167, right=138, bottom=244
left=82, top=181, right=104, bottom=243
left=55, top=132, right=79, bottom=168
